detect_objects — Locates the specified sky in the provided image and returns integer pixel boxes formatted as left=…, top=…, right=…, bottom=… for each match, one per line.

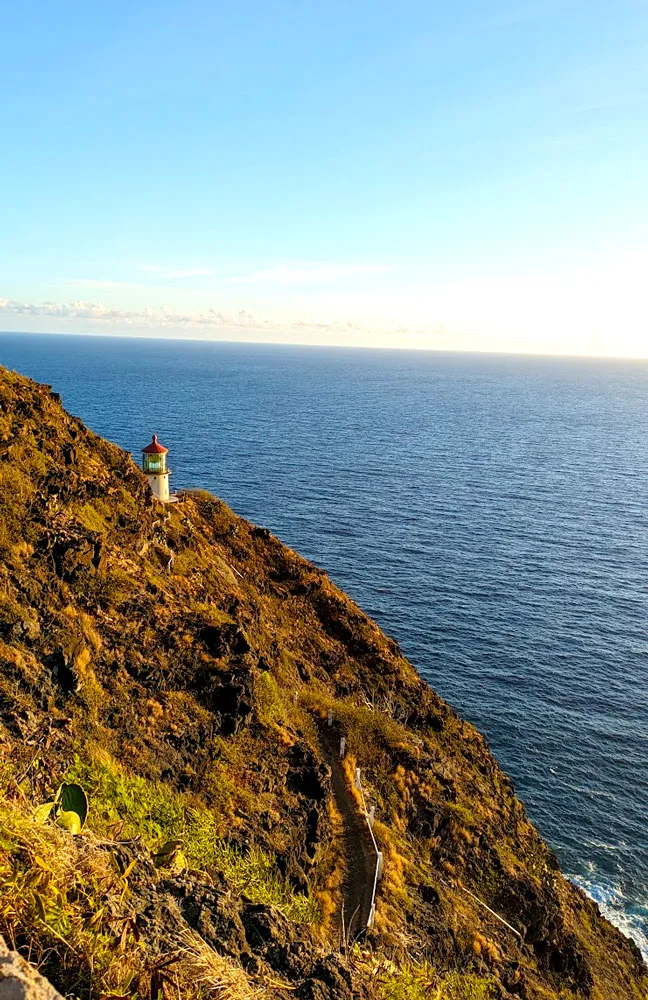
left=2, top=0, right=648, bottom=357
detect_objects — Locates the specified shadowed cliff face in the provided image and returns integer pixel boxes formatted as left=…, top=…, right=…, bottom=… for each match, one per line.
left=0, top=364, right=645, bottom=1000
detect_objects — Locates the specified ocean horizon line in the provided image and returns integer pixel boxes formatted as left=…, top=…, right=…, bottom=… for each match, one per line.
left=2, top=327, right=648, bottom=365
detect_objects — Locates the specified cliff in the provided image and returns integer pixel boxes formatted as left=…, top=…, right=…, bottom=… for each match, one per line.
left=0, top=365, right=644, bottom=1000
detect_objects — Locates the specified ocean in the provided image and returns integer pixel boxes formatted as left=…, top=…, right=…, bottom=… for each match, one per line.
left=1, top=331, right=647, bottom=954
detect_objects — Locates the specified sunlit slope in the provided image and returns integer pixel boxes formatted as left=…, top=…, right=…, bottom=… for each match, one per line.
left=0, top=364, right=645, bottom=1000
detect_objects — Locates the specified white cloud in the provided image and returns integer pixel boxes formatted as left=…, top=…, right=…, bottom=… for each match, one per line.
left=4, top=248, right=648, bottom=359
left=0, top=295, right=379, bottom=338
left=0, top=297, right=265, bottom=328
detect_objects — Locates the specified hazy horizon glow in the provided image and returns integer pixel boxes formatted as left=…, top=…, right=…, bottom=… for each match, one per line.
left=2, top=1, right=648, bottom=360
left=4, top=326, right=648, bottom=365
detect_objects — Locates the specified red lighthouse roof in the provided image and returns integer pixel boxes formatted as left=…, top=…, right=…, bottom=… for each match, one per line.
left=142, top=434, right=168, bottom=455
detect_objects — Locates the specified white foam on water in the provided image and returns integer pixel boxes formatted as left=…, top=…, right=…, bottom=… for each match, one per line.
left=569, top=875, right=648, bottom=962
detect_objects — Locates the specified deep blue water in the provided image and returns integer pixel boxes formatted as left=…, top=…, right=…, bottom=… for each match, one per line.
left=2, top=332, right=647, bottom=953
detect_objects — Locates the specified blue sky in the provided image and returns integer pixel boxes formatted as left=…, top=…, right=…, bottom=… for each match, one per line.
left=2, top=0, right=648, bottom=356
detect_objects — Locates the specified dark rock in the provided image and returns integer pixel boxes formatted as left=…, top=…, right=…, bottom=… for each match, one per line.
left=199, top=622, right=250, bottom=658
left=501, top=962, right=528, bottom=997
left=241, top=903, right=314, bottom=979
left=420, top=884, right=440, bottom=905
left=188, top=662, right=254, bottom=735
left=165, top=875, right=250, bottom=960
left=287, top=744, right=328, bottom=802
left=547, top=932, right=594, bottom=994
left=50, top=531, right=102, bottom=581
left=44, top=650, right=76, bottom=694
left=295, top=955, right=354, bottom=1000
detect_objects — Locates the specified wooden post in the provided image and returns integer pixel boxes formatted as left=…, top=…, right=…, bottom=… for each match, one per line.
left=354, top=767, right=361, bottom=790
left=368, top=804, right=375, bottom=828
left=339, top=737, right=346, bottom=759
left=376, top=850, right=384, bottom=880
left=327, top=708, right=333, bottom=727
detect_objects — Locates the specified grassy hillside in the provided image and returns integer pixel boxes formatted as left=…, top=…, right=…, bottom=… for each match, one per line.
left=0, top=365, right=645, bottom=1000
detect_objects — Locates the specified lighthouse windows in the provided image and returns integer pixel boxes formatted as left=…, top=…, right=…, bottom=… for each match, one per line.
left=143, top=453, right=166, bottom=474
left=142, top=435, right=171, bottom=502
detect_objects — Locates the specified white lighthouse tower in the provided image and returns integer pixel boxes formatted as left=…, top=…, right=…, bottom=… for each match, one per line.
left=142, top=434, right=170, bottom=502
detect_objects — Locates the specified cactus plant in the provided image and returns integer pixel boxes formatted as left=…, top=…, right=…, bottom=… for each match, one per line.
left=33, top=801, right=56, bottom=823
left=59, top=783, right=88, bottom=826
left=56, top=810, right=82, bottom=835
left=35, top=782, right=88, bottom=836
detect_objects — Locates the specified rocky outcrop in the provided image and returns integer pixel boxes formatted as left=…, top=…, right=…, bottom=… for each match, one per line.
left=0, top=937, right=63, bottom=1000
left=0, top=365, right=646, bottom=1000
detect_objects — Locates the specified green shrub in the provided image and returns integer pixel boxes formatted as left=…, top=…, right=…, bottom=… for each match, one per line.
left=0, top=797, right=138, bottom=997
left=303, top=692, right=411, bottom=761
left=0, top=590, right=37, bottom=638
left=379, top=961, right=435, bottom=999
left=66, top=753, right=319, bottom=923
left=193, top=602, right=235, bottom=627
left=0, top=792, right=264, bottom=999
left=0, top=466, right=36, bottom=553
left=255, top=671, right=286, bottom=727
left=86, top=569, right=138, bottom=608
left=377, top=962, right=495, bottom=1000
left=441, top=972, right=496, bottom=999
left=446, top=802, right=476, bottom=829
left=74, top=502, right=108, bottom=534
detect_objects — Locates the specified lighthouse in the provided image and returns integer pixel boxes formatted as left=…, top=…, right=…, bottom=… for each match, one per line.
left=142, top=434, right=170, bottom=502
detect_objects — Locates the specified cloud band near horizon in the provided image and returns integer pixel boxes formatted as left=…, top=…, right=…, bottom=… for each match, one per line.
left=0, top=295, right=385, bottom=337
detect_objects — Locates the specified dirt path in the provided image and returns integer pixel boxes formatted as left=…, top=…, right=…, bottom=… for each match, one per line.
left=316, top=721, right=376, bottom=943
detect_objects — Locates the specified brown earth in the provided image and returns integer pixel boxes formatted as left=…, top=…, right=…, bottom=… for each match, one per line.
left=316, top=719, right=376, bottom=942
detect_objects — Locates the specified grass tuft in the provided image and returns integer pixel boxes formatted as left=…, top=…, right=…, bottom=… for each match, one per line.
left=360, top=957, right=496, bottom=1000
left=66, top=752, right=319, bottom=923
left=0, top=796, right=140, bottom=997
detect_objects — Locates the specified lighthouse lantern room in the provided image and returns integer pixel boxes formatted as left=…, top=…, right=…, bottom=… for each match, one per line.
left=142, top=434, right=170, bottom=502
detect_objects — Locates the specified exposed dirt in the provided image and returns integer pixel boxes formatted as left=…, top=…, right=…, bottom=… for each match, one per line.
left=316, top=720, right=377, bottom=943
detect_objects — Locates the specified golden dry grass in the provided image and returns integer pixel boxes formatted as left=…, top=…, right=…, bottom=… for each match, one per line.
left=0, top=791, right=283, bottom=1000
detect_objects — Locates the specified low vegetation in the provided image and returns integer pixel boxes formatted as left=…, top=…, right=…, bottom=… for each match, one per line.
left=0, top=756, right=307, bottom=998
left=64, top=752, right=320, bottom=923
left=0, top=365, right=646, bottom=1000
left=353, top=956, right=496, bottom=1000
